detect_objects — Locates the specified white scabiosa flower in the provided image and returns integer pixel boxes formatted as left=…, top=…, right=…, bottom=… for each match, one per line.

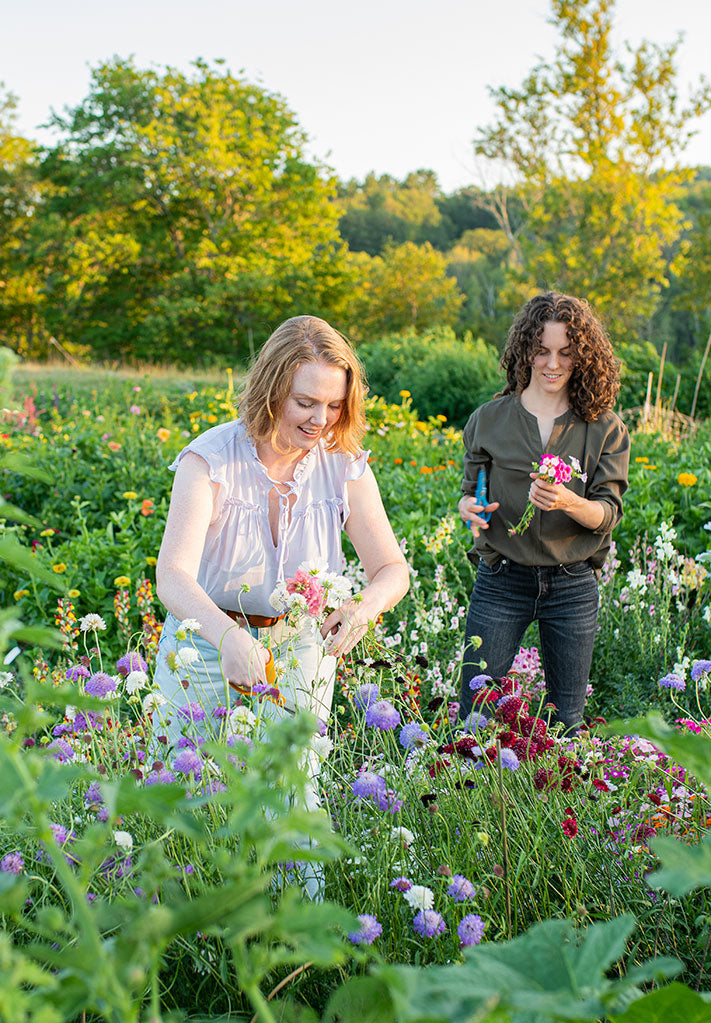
left=391, top=826, right=416, bottom=847
left=229, top=705, right=256, bottom=733
left=125, top=670, right=149, bottom=694
left=179, top=618, right=202, bottom=633
left=113, top=830, right=133, bottom=852
left=142, top=691, right=167, bottom=714
left=79, top=613, right=107, bottom=632
left=310, top=734, right=334, bottom=760
left=403, top=884, right=434, bottom=911
left=269, top=582, right=288, bottom=611
left=298, top=557, right=329, bottom=576
left=0, top=671, right=14, bottom=689
left=166, top=647, right=200, bottom=674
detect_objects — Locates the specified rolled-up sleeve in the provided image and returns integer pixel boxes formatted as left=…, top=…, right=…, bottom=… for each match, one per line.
left=461, top=411, right=491, bottom=496
left=587, top=418, right=630, bottom=534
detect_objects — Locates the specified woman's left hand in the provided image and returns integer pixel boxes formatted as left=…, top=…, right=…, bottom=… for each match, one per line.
left=528, top=473, right=578, bottom=513
left=320, top=598, right=372, bottom=658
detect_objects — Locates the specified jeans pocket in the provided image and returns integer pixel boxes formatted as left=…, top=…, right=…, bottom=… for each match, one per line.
left=478, top=557, right=509, bottom=578
left=559, top=560, right=592, bottom=578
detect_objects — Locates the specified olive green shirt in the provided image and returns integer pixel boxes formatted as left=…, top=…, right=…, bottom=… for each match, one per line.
left=461, top=395, right=630, bottom=569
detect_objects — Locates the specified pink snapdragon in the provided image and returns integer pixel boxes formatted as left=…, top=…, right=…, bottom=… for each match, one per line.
left=285, top=571, right=325, bottom=616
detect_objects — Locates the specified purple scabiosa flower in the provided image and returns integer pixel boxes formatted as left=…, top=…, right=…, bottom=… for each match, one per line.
left=499, top=748, right=520, bottom=771
left=373, top=788, right=404, bottom=813
left=469, top=674, right=492, bottom=692
left=85, top=672, right=117, bottom=698
left=85, top=782, right=103, bottom=806
left=96, top=806, right=110, bottom=823
left=413, top=910, right=446, bottom=938
left=65, top=664, right=90, bottom=682
left=390, top=876, right=412, bottom=892
left=347, top=913, right=382, bottom=945
left=448, top=874, right=476, bottom=902
left=691, top=660, right=711, bottom=683
left=399, top=721, right=429, bottom=749
left=173, top=749, right=202, bottom=778
left=116, top=652, right=149, bottom=677
left=176, top=701, right=206, bottom=723
left=145, top=768, right=177, bottom=786
left=176, top=735, right=199, bottom=750
left=351, top=771, right=387, bottom=799
left=212, top=705, right=229, bottom=719
left=458, top=913, right=485, bottom=946
left=659, top=673, right=686, bottom=691
left=50, top=823, right=69, bottom=844
left=353, top=683, right=380, bottom=710
left=49, top=738, right=75, bottom=762
left=463, top=710, right=489, bottom=732
left=1, top=852, right=24, bottom=875
left=366, top=699, right=400, bottom=731
left=316, top=717, right=328, bottom=736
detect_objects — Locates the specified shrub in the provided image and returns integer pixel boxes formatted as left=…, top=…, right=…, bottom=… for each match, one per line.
left=359, top=328, right=504, bottom=427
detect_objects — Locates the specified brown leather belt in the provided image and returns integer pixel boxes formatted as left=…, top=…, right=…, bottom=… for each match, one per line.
left=220, top=608, right=286, bottom=628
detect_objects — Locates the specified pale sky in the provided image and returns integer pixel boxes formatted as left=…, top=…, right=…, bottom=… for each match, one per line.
left=2, top=0, right=709, bottom=192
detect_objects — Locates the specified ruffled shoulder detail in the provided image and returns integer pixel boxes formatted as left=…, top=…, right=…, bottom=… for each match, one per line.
left=169, top=420, right=248, bottom=509
left=344, top=449, right=369, bottom=483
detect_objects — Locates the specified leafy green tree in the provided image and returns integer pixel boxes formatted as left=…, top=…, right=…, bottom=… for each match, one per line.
left=349, top=241, right=464, bottom=340
left=35, top=58, right=351, bottom=363
left=446, top=228, right=513, bottom=346
left=0, top=87, right=45, bottom=355
left=472, top=0, right=711, bottom=341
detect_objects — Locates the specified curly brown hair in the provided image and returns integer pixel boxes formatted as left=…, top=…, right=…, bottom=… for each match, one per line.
left=238, top=315, right=367, bottom=456
left=498, top=293, right=620, bottom=421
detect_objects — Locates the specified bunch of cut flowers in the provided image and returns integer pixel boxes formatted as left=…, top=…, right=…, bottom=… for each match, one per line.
left=269, top=558, right=355, bottom=637
left=508, top=454, right=587, bottom=536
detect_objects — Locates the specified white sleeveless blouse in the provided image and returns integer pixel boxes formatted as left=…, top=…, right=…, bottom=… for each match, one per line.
left=169, top=420, right=368, bottom=615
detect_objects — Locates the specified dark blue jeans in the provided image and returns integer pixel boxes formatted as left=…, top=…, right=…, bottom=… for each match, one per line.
left=459, top=558, right=599, bottom=731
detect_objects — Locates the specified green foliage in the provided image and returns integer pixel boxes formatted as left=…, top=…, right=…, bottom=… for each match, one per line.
left=359, top=328, right=503, bottom=426
left=349, top=241, right=464, bottom=341
left=375, top=915, right=680, bottom=1022
left=28, top=58, right=352, bottom=364
left=473, top=0, right=711, bottom=341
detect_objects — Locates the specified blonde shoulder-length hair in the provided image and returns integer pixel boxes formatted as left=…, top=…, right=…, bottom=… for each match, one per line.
left=238, top=315, right=367, bottom=456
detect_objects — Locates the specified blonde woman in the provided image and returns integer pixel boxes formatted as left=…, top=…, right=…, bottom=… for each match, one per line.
left=154, top=315, right=409, bottom=732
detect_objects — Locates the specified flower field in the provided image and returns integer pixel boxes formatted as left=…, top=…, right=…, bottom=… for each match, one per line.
left=1, top=367, right=711, bottom=1021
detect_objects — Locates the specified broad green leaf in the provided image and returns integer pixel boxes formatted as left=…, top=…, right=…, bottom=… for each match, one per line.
left=322, top=976, right=396, bottom=1023
left=376, top=916, right=681, bottom=1023
left=647, top=833, right=711, bottom=895
left=609, top=982, right=711, bottom=1022
left=0, top=535, right=64, bottom=589
left=604, top=713, right=711, bottom=792
left=0, top=498, right=40, bottom=525
left=0, top=452, right=51, bottom=481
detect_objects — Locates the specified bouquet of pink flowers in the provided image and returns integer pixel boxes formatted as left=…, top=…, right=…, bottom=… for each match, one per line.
left=269, top=558, right=353, bottom=635
left=508, top=454, right=587, bottom=536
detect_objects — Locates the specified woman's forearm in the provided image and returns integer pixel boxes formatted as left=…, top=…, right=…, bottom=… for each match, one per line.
left=563, top=494, right=605, bottom=531
left=358, top=562, right=410, bottom=620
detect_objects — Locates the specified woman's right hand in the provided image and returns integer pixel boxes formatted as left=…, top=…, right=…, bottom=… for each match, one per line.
left=220, top=625, right=270, bottom=693
left=458, top=495, right=499, bottom=538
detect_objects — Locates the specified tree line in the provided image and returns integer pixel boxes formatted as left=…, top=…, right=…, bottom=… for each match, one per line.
left=0, top=0, right=710, bottom=377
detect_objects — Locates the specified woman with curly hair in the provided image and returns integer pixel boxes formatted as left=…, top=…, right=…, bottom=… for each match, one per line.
left=457, top=292, right=629, bottom=731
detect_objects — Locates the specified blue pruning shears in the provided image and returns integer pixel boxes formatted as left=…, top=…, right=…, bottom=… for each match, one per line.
left=466, top=468, right=491, bottom=529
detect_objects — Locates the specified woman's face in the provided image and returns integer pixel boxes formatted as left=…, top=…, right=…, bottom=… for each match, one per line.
left=275, top=361, right=347, bottom=453
left=528, top=321, right=574, bottom=399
